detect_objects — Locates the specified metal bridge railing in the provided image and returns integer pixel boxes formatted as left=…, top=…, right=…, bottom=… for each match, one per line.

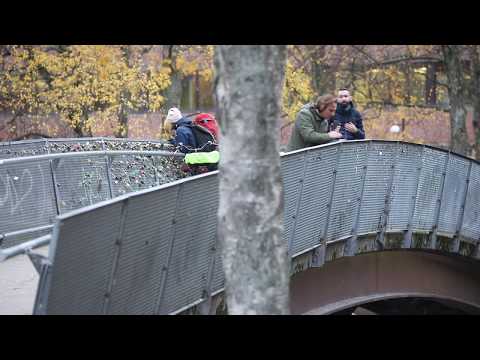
left=28, top=140, right=480, bottom=315
left=0, top=150, right=185, bottom=253
left=0, top=137, right=175, bottom=159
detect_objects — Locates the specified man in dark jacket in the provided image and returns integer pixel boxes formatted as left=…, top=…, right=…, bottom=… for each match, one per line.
left=166, top=107, right=197, bottom=153
left=331, top=89, right=365, bottom=140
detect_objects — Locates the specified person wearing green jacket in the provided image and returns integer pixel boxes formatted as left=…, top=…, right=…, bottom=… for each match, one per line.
left=287, top=94, right=343, bottom=151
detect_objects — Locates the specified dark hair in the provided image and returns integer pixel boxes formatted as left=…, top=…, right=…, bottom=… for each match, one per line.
left=315, top=94, right=337, bottom=112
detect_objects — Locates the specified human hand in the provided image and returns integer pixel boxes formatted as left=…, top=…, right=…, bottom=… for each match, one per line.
left=328, top=129, right=343, bottom=139
left=345, top=122, right=358, bottom=133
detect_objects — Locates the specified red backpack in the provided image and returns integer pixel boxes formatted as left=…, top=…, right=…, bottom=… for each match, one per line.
left=193, top=113, right=220, bottom=142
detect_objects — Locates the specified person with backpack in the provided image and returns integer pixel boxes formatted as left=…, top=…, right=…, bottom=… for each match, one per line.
left=166, top=107, right=220, bottom=175
left=166, top=107, right=197, bottom=153
left=192, top=113, right=220, bottom=144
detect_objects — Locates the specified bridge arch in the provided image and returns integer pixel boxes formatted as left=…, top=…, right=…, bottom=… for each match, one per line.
left=290, top=250, right=480, bottom=314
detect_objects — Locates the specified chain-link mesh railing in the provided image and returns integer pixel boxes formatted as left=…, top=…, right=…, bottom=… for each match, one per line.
left=0, top=137, right=174, bottom=159
left=0, top=150, right=185, bottom=252
left=31, top=140, right=480, bottom=315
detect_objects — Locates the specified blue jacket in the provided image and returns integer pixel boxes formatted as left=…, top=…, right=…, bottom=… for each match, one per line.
left=173, top=117, right=197, bottom=153
left=331, top=102, right=365, bottom=140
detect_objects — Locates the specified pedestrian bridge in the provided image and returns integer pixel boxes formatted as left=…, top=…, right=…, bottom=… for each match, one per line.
left=2, top=139, right=480, bottom=314
left=0, top=138, right=184, bottom=249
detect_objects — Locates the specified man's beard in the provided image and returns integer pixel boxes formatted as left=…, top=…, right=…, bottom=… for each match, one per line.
left=339, top=102, right=349, bottom=108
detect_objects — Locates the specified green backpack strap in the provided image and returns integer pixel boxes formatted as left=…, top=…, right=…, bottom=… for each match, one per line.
left=184, top=150, right=220, bottom=165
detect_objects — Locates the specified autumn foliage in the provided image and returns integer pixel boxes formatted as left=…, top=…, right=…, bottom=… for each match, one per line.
left=0, top=45, right=479, bottom=159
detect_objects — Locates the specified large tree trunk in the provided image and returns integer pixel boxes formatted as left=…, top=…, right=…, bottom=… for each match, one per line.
left=402, top=63, right=412, bottom=105
left=195, top=70, right=201, bottom=110
left=311, top=46, right=336, bottom=95
left=116, top=104, right=128, bottom=138
left=117, top=48, right=133, bottom=138
left=214, top=45, right=290, bottom=315
left=470, top=46, right=480, bottom=160
left=71, top=113, right=84, bottom=138
left=425, top=62, right=437, bottom=105
left=312, top=62, right=336, bottom=95
left=442, top=45, right=470, bottom=156
left=163, top=45, right=183, bottom=110
left=164, top=71, right=183, bottom=109
left=181, top=76, right=195, bottom=111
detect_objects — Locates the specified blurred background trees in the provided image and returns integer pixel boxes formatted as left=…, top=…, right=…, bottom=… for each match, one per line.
left=0, top=45, right=478, bottom=159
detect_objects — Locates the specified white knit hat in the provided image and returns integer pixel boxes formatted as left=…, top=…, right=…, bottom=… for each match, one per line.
left=166, top=107, right=183, bottom=123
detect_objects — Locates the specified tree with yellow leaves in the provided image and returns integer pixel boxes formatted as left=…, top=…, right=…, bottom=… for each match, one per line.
left=0, top=45, right=172, bottom=138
